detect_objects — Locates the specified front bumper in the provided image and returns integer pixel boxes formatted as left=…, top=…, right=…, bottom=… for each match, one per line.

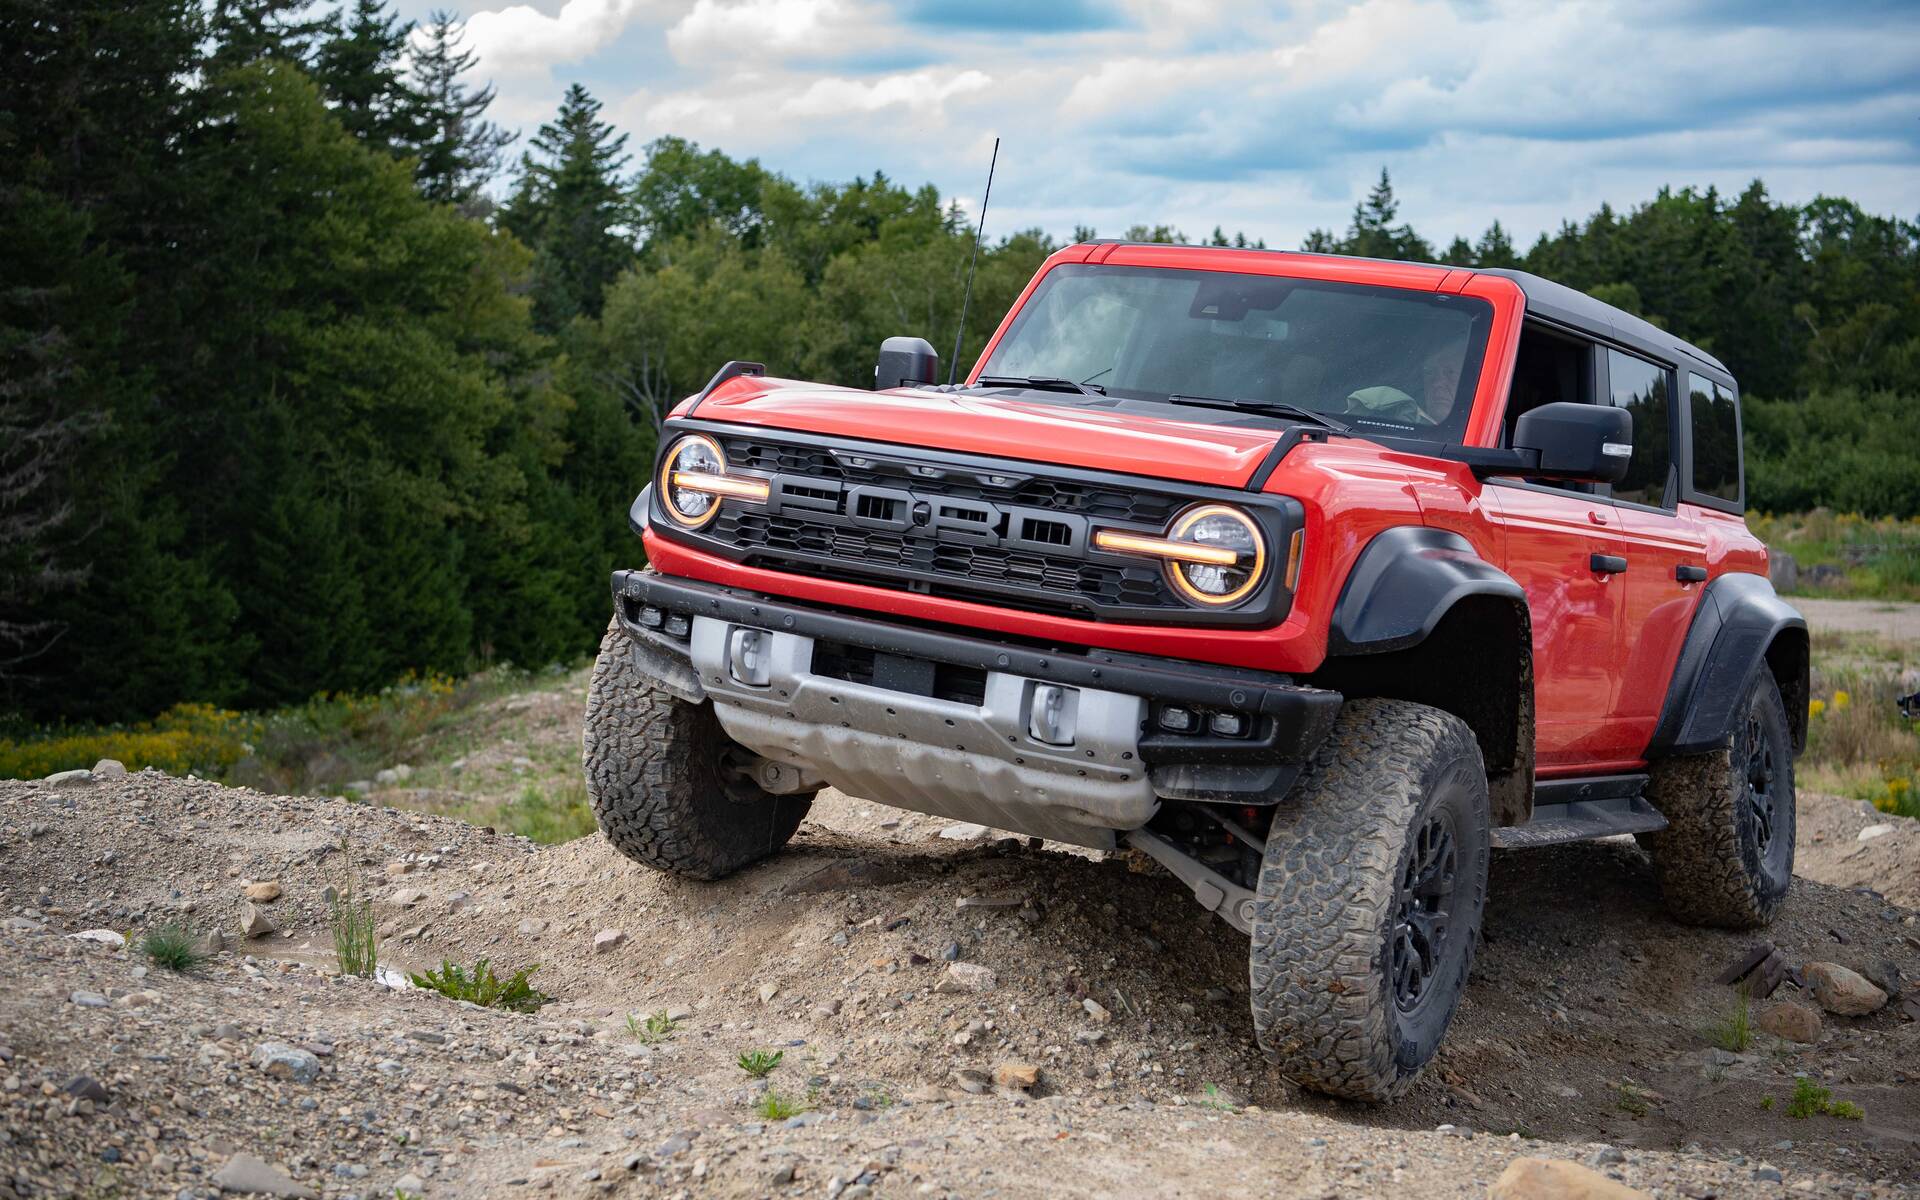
left=610, top=570, right=1341, bottom=848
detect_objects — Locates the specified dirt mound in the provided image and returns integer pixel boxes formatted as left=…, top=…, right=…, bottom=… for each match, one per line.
left=1, top=772, right=1916, bottom=1199
left=1799, top=789, right=1920, bottom=908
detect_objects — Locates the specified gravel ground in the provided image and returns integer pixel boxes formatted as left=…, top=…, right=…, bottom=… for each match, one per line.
left=2, top=769, right=1917, bottom=1199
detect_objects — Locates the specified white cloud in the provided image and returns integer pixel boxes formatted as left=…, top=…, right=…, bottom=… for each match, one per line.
left=785, top=69, right=992, bottom=118
left=462, top=0, right=660, bottom=78
left=666, top=0, right=884, bottom=64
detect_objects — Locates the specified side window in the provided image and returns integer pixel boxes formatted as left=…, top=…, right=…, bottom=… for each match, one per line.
left=1688, top=373, right=1741, bottom=501
left=1606, top=349, right=1672, bottom=507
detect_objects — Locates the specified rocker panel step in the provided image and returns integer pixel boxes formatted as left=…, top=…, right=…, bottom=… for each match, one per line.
left=1492, top=784, right=1667, bottom=850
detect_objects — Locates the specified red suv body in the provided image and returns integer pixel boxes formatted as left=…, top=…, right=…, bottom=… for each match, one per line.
left=591, top=242, right=1808, bottom=1101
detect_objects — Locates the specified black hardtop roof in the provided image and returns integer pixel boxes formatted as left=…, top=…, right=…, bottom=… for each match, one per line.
left=1074, top=241, right=1732, bottom=380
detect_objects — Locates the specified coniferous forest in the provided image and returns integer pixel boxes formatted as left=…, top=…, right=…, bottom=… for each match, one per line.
left=4, top=2, right=1918, bottom=724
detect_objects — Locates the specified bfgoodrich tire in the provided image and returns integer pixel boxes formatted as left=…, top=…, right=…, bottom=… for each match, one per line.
left=582, top=617, right=812, bottom=880
left=1249, top=698, right=1491, bottom=1102
left=1639, top=669, right=1795, bottom=928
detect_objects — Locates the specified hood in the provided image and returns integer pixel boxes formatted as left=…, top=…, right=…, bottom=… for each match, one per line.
left=689, top=376, right=1283, bottom=489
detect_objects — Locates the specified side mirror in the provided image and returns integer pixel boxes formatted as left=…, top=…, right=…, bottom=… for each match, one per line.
left=875, top=336, right=939, bottom=391
left=1511, top=402, right=1632, bottom=484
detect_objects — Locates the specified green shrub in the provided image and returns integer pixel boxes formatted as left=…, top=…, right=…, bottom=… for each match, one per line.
left=408, top=959, right=551, bottom=1012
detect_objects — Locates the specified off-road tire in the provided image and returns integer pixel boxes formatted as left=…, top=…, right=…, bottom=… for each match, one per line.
left=1249, top=698, right=1490, bottom=1102
left=583, top=617, right=812, bottom=879
left=1638, top=669, right=1795, bottom=928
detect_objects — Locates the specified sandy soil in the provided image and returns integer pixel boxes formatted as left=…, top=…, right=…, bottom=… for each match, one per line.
left=1, top=770, right=1916, bottom=1199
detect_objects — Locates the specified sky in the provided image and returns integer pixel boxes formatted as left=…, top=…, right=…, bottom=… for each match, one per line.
left=395, top=0, right=1920, bottom=250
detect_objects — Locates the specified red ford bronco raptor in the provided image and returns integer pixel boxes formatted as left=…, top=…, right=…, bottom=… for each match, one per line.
left=584, top=242, right=1807, bottom=1102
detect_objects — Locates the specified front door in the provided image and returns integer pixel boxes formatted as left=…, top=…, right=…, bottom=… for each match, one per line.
left=1484, top=484, right=1637, bottom=770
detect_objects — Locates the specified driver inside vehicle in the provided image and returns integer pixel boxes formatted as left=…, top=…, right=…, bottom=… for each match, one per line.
left=1344, top=338, right=1468, bottom=427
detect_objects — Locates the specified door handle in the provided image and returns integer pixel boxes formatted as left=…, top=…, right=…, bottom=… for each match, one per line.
left=1590, top=553, right=1628, bottom=575
left=1676, top=564, right=1708, bottom=583
left=1586, top=511, right=1610, bottom=526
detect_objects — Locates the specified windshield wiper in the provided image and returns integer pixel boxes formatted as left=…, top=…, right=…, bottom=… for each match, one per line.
left=974, top=374, right=1107, bottom=396
left=1167, top=394, right=1349, bottom=433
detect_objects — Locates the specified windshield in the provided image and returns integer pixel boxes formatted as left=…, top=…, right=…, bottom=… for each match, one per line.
left=977, top=264, right=1494, bottom=442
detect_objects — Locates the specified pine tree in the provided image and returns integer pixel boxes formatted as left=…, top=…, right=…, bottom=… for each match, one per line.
left=1341, top=168, right=1434, bottom=262
left=1472, top=220, right=1519, bottom=268
left=501, top=84, right=635, bottom=330
left=311, top=0, right=424, bottom=158
left=207, top=0, right=325, bottom=70
left=411, top=10, right=514, bottom=211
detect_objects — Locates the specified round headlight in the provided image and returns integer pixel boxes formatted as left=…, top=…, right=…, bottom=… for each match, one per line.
left=659, top=434, right=727, bottom=527
left=1165, top=505, right=1265, bottom=605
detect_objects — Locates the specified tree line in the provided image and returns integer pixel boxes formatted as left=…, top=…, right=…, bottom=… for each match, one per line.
left=3, top=1, right=1915, bottom=724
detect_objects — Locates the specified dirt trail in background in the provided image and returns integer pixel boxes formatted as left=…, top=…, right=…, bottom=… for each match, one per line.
left=1794, top=597, right=1920, bottom=642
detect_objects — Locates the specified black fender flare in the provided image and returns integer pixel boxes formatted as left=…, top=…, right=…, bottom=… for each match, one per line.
left=1648, top=572, right=1808, bottom=758
left=1327, top=526, right=1525, bottom=656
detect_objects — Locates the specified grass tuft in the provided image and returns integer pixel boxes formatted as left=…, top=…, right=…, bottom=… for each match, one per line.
left=408, top=958, right=551, bottom=1012
left=737, top=1049, right=784, bottom=1078
left=328, top=838, right=379, bottom=977
left=1707, top=984, right=1754, bottom=1052
left=140, top=923, right=204, bottom=972
left=628, top=1010, right=677, bottom=1044
left=1615, top=1081, right=1650, bottom=1117
left=755, top=1090, right=810, bottom=1121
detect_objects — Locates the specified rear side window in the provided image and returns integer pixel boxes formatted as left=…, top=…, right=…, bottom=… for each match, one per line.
left=1607, top=349, right=1672, bottom=507
left=1688, top=373, right=1741, bottom=501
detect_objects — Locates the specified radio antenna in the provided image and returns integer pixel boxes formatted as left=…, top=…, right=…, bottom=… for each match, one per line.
left=947, top=136, right=1000, bottom=385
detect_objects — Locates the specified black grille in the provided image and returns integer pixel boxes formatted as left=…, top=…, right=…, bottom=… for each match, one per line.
left=716, top=509, right=1169, bottom=613
left=719, top=435, right=1182, bottom=525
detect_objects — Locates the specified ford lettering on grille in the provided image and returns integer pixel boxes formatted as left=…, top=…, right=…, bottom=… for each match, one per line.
left=769, top=476, right=1088, bottom=556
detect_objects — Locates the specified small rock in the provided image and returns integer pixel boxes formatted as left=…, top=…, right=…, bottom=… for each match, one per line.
left=116, top=989, right=161, bottom=1008
left=195, top=929, right=226, bottom=957
left=517, top=918, right=549, bottom=936
left=1755, top=1000, right=1822, bottom=1043
left=594, top=929, right=628, bottom=954
left=44, top=768, right=93, bottom=787
left=240, top=902, right=277, bottom=939
left=933, top=962, right=996, bottom=994
left=1585, top=1146, right=1625, bottom=1167
left=1082, top=998, right=1111, bottom=1024
left=1490, top=1157, right=1652, bottom=1199
left=388, top=888, right=428, bottom=908
left=444, top=891, right=471, bottom=913
left=940, top=941, right=961, bottom=961
left=71, top=990, right=109, bottom=1008
left=1857, top=823, right=1893, bottom=842
left=243, top=881, right=283, bottom=903
left=62, top=1076, right=111, bottom=1105
left=757, top=982, right=778, bottom=1004
left=91, top=759, right=128, bottom=780
left=210, top=1153, right=319, bottom=1198
left=992, top=1062, right=1040, bottom=1090
left=394, top=1171, right=427, bottom=1194
left=955, top=893, right=1024, bottom=911
left=1803, top=961, right=1888, bottom=1016
left=1755, top=1165, right=1784, bottom=1183
left=374, top=764, right=413, bottom=786
left=69, top=929, right=127, bottom=948
left=1072, top=1028, right=1106, bottom=1045
left=251, top=1042, right=322, bottom=1083
left=952, top=1068, right=992, bottom=1094
left=937, top=822, right=992, bottom=841
left=1860, top=959, right=1904, bottom=1000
